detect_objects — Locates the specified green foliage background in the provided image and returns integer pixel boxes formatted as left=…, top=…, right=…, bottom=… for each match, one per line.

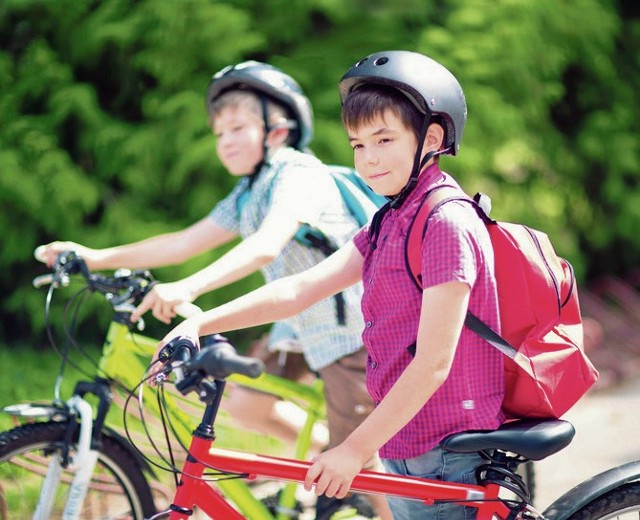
left=1, top=0, right=639, bottom=345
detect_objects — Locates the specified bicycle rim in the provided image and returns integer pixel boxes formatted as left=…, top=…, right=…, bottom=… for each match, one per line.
left=0, top=421, right=155, bottom=520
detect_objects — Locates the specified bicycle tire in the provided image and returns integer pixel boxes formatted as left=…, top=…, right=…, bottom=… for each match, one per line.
left=0, top=421, right=156, bottom=520
left=568, top=481, right=640, bottom=519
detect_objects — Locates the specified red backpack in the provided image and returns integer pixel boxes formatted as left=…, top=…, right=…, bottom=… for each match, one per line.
left=406, top=185, right=599, bottom=419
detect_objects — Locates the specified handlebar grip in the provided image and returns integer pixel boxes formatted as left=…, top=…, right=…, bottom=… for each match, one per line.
left=190, top=338, right=264, bottom=380
left=33, top=251, right=83, bottom=288
left=210, top=344, right=265, bottom=379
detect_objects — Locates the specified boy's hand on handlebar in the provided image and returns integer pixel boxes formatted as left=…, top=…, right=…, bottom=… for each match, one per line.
left=35, top=241, right=95, bottom=268
left=132, top=282, right=195, bottom=324
left=149, top=324, right=201, bottom=385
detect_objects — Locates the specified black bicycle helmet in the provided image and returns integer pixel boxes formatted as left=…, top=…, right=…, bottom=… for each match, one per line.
left=339, top=50, right=466, bottom=155
left=206, top=60, right=314, bottom=151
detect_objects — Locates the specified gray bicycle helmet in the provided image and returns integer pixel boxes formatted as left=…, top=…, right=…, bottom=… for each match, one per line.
left=339, top=50, right=466, bottom=155
left=206, top=61, right=314, bottom=151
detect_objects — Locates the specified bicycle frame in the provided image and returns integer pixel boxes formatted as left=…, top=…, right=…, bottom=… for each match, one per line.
left=3, top=320, right=326, bottom=520
left=2, top=254, right=332, bottom=519
left=160, top=379, right=512, bottom=520
left=100, top=319, right=327, bottom=519
left=155, top=335, right=640, bottom=520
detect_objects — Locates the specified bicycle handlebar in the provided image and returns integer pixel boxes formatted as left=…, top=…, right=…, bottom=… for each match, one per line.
left=161, top=336, right=264, bottom=395
left=33, top=250, right=201, bottom=319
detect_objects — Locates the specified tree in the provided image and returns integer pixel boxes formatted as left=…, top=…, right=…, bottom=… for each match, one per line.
left=1, top=0, right=638, bottom=343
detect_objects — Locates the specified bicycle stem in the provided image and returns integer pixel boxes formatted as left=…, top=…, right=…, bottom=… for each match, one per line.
left=194, top=379, right=226, bottom=439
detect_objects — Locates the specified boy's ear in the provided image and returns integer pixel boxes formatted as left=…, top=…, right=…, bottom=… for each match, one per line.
left=266, top=127, right=290, bottom=148
left=425, top=123, right=445, bottom=151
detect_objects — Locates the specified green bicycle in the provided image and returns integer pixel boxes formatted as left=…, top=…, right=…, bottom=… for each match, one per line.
left=0, top=252, right=367, bottom=519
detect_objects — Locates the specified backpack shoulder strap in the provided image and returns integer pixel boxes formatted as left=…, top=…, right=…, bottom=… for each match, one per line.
left=405, top=185, right=472, bottom=289
left=327, top=165, right=386, bottom=226
left=236, top=167, right=279, bottom=218
left=405, top=188, right=497, bottom=289
left=404, top=187, right=524, bottom=362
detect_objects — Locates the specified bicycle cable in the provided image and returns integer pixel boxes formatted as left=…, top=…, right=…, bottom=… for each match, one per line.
left=121, top=363, right=250, bottom=483
left=61, top=288, right=100, bottom=377
left=48, top=282, right=137, bottom=400
left=121, top=367, right=180, bottom=476
left=121, top=365, right=206, bottom=477
left=44, top=282, right=97, bottom=400
left=40, top=253, right=251, bottom=484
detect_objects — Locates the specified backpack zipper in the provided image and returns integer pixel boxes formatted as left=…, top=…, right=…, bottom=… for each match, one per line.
left=524, top=226, right=561, bottom=316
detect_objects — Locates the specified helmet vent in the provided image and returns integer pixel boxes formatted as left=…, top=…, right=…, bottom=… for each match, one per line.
left=373, top=57, right=388, bottom=66
left=355, top=57, right=369, bottom=67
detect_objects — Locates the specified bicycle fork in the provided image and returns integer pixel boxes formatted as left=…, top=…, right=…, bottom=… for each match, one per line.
left=33, top=379, right=113, bottom=520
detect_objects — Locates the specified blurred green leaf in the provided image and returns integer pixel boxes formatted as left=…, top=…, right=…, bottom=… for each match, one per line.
left=0, top=0, right=638, bottom=343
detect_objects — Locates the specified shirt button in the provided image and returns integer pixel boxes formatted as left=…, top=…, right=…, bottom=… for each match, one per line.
left=366, top=321, right=372, bottom=328
left=371, top=362, right=377, bottom=368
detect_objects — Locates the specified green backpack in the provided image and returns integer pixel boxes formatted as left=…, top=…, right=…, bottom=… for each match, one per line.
left=293, top=166, right=386, bottom=253
left=238, top=165, right=386, bottom=324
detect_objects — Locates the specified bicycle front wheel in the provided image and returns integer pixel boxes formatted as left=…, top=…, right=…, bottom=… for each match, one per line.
left=0, top=421, right=156, bottom=520
left=568, top=482, right=640, bottom=519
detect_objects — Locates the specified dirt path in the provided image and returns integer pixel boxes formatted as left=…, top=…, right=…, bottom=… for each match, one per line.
left=534, top=374, right=640, bottom=510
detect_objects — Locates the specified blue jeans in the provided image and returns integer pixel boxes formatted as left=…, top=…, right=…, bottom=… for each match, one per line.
left=382, top=446, right=484, bottom=520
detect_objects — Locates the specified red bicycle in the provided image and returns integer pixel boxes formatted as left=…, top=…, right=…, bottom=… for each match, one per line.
left=140, top=335, right=640, bottom=520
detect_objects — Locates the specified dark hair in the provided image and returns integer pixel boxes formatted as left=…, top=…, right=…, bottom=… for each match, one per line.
left=341, top=84, right=424, bottom=140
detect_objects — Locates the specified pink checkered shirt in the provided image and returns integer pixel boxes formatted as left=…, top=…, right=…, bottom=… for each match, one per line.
left=353, top=163, right=505, bottom=459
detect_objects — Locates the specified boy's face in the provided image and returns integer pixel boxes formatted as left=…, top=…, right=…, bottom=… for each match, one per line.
left=347, top=109, right=419, bottom=197
left=213, top=105, right=265, bottom=176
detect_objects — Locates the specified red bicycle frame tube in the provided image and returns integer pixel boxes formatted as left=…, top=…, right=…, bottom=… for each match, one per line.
left=168, top=435, right=512, bottom=519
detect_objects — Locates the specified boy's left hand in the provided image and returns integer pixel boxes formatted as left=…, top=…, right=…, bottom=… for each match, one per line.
left=304, top=444, right=363, bottom=499
left=148, top=322, right=201, bottom=385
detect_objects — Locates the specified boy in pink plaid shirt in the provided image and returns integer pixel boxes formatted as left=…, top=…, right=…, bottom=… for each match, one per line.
left=158, top=50, right=504, bottom=519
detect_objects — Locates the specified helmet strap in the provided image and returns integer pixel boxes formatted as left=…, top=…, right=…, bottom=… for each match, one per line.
left=248, top=94, right=272, bottom=186
left=369, top=114, right=430, bottom=246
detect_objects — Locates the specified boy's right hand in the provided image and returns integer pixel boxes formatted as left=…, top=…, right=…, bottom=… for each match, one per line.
left=131, top=282, right=197, bottom=325
left=34, top=241, right=96, bottom=268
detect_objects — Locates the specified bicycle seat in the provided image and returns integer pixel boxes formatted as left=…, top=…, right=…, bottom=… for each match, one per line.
left=440, top=419, right=575, bottom=461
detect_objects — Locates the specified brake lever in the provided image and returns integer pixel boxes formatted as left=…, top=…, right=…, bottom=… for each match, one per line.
left=33, top=272, right=66, bottom=288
